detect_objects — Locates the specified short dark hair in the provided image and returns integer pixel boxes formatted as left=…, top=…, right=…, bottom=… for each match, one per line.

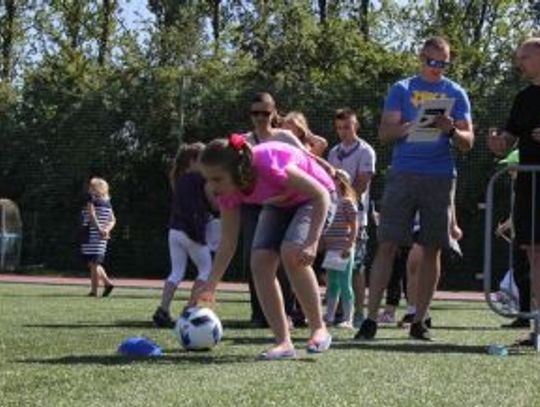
left=251, top=92, right=276, bottom=107
left=334, top=107, right=358, bottom=121
left=422, top=36, right=450, bottom=53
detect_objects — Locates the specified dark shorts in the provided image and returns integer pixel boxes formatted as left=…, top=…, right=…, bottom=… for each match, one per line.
left=514, top=175, right=540, bottom=246
left=81, top=253, right=105, bottom=265
left=378, top=171, right=453, bottom=248
left=252, top=193, right=337, bottom=252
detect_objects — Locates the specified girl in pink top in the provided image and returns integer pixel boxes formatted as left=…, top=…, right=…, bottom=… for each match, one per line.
left=192, top=134, right=336, bottom=360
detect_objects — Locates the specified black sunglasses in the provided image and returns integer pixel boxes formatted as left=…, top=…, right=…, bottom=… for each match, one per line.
left=425, top=58, right=450, bottom=69
left=250, top=110, right=272, bottom=117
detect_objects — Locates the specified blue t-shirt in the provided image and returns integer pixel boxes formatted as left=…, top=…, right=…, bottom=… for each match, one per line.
left=384, top=75, right=472, bottom=176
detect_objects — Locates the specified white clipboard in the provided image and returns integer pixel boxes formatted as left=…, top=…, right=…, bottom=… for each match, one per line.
left=408, top=98, right=455, bottom=142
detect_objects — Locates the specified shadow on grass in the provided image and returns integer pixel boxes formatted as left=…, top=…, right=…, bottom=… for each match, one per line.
left=23, top=320, right=158, bottom=330
left=431, top=325, right=501, bottom=331
left=331, top=340, right=492, bottom=355
left=16, top=352, right=317, bottom=366
left=24, top=319, right=258, bottom=331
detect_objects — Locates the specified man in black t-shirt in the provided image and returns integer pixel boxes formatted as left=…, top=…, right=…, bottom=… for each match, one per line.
left=488, top=37, right=540, bottom=326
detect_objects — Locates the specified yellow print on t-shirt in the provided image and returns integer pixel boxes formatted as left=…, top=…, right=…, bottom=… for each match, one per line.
left=411, top=91, right=446, bottom=108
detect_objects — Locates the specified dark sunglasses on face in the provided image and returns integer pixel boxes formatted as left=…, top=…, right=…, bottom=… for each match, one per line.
left=425, top=58, right=450, bottom=69
left=250, top=110, right=272, bottom=117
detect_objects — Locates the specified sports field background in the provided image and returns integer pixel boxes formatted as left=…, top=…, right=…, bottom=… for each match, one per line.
left=1, top=282, right=539, bottom=407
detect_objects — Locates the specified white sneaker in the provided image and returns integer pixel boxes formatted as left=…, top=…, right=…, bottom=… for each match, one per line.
left=336, top=321, right=354, bottom=330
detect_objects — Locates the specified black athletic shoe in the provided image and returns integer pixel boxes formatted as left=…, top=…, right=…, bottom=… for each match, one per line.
left=102, top=284, right=114, bottom=297
left=502, top=318, right=530, bottom=329
left=399, top=313, right=432, bottom=328
left=354, top=318, right=377, bottom=340
left=152, top=307, right=175, bottom=328
left=410, top=321, right=432, bottom=341
left=87, top=292, right=97, bottom=297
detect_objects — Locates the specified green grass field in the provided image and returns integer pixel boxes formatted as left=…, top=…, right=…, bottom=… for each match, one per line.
left=1, top=283, right=540, bottom=407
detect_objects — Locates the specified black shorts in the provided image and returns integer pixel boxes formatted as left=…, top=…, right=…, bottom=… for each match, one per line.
left=81, top=253, right=105, bottom=265
left=514, top=175, right=540, bottom=246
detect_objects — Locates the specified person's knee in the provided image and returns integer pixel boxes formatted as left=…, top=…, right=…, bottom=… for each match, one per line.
left=377, top=241, right=398, bottom=258
left=251, top=250, right=279, bottom=277
left=280, top=243, right=298, bottom=271
left=166, top=271, right=183, bottom=286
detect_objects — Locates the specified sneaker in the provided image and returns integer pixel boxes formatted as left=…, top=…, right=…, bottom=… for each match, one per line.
left=335, top=321, right=354, bottom=330
left=152, top=307, right=175, bottom=328
left=378, top=310, right=396, bottom=324
left=87, top=292, right=97, bottom=297
left=502, top=318, right=531, bottom=329
left=399, top=314, right=432, bottom=328
left=102, top=284, right=114, bottom=297
left=353, top=312, right=365, bottom=329
left=409, top=321, right=432, bottom=341
left=354, top=318, right=377, bottom=340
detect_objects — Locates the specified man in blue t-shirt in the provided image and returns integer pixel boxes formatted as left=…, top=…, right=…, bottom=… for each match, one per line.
left=356, top=36, right=474, bottom=341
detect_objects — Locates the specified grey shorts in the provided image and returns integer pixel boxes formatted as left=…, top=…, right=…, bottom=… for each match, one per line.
left=252, top=194, right=337, bottom=252
left=378, top=171, right=453, bottom=248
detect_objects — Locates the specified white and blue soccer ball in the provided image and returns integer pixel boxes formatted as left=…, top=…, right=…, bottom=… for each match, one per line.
left=175, top=306, right=223, bottom=351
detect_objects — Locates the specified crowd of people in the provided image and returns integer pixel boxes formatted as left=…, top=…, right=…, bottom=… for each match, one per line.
left=80, top=35, right=540, bottom=359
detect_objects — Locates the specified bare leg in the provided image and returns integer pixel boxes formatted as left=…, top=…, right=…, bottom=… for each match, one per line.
left=89, top=263, right=98, bottom=295
left=251, top=249, right=293, bottom=351
left=413, top=246, right=441, bottom=323
left=353, top=272, right=365, bottom=316
left=406, top=244, right=422, bottom=308
left=160, top=281, right=178, bottom=313
left=281, top=243, right=328, bottom=343
left=366, top=241, right=398, bottom=321
left=97, top=265, right=113, bottom=287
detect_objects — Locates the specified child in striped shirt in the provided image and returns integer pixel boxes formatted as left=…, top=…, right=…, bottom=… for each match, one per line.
left=81, top=177, right=116, bottom=297
left=322, top=170, right=358, bottom=328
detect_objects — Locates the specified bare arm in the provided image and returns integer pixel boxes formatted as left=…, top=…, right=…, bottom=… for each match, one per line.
left=105, top=211, right=116, bottom=233
left=86, top=202, right=102, bottom=231
left=305, top=134, right=328, bottom=157
left=277, top=130, right=336, bottom=177
left=451, top=120, right=474, bottom=152
left=378, top=111, right=410, bottom=144
left=344, top=202, right=359, bottom=251
left=353, top=172, right=373, bottom=198
left=284, top=165, right=330, bottom=247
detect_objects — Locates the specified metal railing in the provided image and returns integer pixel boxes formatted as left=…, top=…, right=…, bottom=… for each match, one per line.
left=483, top=165, right=540, bottom=349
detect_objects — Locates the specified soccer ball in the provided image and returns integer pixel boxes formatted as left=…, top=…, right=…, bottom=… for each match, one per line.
left=175, top=306, right=223, bottom=351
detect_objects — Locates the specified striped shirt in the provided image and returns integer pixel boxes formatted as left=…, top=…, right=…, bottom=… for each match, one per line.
left=81, top=196, right=114, bottom=256
left=323, top=197, right=358, bottom=251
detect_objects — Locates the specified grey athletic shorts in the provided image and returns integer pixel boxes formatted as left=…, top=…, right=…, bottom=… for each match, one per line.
left=378, top=171, right=453, bottom=248
left=252, top=193, right=337, bottom=252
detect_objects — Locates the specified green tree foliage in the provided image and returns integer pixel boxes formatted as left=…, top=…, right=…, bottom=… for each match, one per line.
left=0, top=0, right=536, bottom=286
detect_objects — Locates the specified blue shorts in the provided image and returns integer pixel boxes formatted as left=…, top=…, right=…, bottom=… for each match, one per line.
left=252, top=193, right=337, bottom=252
